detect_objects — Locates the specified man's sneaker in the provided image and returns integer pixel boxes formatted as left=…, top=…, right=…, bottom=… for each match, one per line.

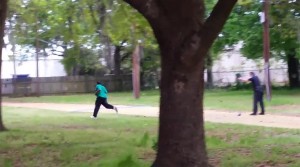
left=250, top=113, right=257, bottom=116
left=114, top=106, right=118, bottom=114
left=259, top=112, right=265, bottom=115
left=90, top=116, right=97, bottom=119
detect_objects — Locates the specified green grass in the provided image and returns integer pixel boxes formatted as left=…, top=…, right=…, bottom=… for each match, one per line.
left=1, top=107, right=300, bottom=167
left=3, top=91, right=159, bottom=106
left=1, top=107, right=157, bottom=167
left=204, top=89, right=300, bottom=113
left=4, top=89, right=300, bottom=114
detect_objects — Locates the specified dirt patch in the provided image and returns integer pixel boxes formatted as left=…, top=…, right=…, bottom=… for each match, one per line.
left=4, top=102, right=300, bottom=129
left=206, top=128, right=242, bottom=144
left=208, top=148, right=252, bottom=166
left=269, top=105, right=300, bottom=116
left=74, top=153, right=101, bottom=162
left=208, top=150, right=224, bottom=166
left=294, top=153, right=300, bottom=158
left=269, top=105, right=300, bottom=110
left=24, top=143, right=39, bottom=148
left=138, top=150, right=156, bottom=162
left=255, top=160, right=288, bottom=167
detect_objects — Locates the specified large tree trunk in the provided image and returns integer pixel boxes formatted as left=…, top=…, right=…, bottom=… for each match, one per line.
left=0, top=0, right=8, bottom=131
left=156, top=48, right=207, bottom=166
left=287, top=50, right=299, bottom=88
left=124, top=0, right=237, bottom=166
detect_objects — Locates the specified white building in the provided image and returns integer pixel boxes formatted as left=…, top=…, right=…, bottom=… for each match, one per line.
left=1, top=47, right=66, bottom=79
left=205, top=43, right=288, bottom=86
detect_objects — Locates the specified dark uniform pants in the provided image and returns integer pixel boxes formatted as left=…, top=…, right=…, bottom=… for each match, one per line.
left=93, top=97, right=114, bottom=117
left=253, top=91, right=265, bottom=114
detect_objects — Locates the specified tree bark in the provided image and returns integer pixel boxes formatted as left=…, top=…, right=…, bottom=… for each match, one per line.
left=287, top=50, right=300, bottom=88
left=0, top=0, right=8, bottom=131
left=97, top=1, right=113, bottom=71
left=206, top=53, right=214, bottom=89
left=114, top=45, right=122, bottom=75
left=123, top=0, right=237, bottom=166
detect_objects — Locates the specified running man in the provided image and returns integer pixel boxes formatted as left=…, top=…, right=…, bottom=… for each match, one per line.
left=91, top=81, right=118, bottom=118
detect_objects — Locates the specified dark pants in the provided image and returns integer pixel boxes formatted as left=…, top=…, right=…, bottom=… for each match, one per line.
left=93, top=97, right=114, bottom=117
left=253, top=91, right=265, bottom=114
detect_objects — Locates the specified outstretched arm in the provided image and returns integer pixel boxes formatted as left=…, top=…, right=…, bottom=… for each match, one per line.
left=238, top=77, right=250, bottom=83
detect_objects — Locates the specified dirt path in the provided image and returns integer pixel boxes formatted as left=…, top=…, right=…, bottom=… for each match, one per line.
left=3, top=102, right=300, bottom=129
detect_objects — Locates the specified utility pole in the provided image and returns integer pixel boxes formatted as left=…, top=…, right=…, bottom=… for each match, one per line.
left=9, top=19, right=17, bottom=95
left=262, top=0, right=271, bottom=100
left=35, top=16, right=40, bottom=97
left=131, top=24, right=141, bottom=99
left=132, top=43, right=141, bottom=99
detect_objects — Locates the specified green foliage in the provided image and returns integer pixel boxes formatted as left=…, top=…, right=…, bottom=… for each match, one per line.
left=1, top=107, right=156, bottom=167
left=117, top=155, right=140, bottom=167
left=61, top=46, right=101, bottom=75
left=151, top=138, right=158, bottom=151
left=137, top=132, right=150, bottom=147
left=8, top=0, right=105, bottom=68
left=105, top=1, right=155, bottom=46
left=7, top=0, right=160, bottom=76
left=2, top=104, right=300, bottom=166
left=215, top=0, right=300, bottom=60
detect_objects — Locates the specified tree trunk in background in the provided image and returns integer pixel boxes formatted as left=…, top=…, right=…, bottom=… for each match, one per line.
left=104, top=36, right=113, bottom=72
left=287, top=50, right=300, bottom=88
left=114, top=45, right=122, bottom=75
left=95, top=1, right=114, bottom=73
left=206, top=53, right=214, bottom=89
left=0, top=0, right=8, bottom=131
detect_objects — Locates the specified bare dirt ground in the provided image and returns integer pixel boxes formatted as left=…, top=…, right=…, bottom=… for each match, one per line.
left=3, top=102, right=300, bottom=129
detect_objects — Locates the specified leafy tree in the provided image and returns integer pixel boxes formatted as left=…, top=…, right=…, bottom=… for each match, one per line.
left=204, top=0, right=249, bottom=89
left=215, top=0, right=300, bottom=87
left=270, top=0, right=300, bottom=87
left=103, top=0, right=160, bottom=88
left=0, top=0, right=8, bottom=131
left=7, top=0, right=104, bottom=75
left=123, top=0, right=237, bottom=166
left=62, top=46, right=102, bottom=75
left=7, top=0, right=161, bottom=79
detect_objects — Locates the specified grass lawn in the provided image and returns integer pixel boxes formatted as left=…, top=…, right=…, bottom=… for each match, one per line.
left=1, top=107, right=300, bottom=167
left=4, top=89, right=300, bottom=115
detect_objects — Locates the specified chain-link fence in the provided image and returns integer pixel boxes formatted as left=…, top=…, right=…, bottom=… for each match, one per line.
left=204, top=68, right=289, bottom=88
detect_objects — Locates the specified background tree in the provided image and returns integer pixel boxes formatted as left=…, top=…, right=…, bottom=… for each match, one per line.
left=123, top=0, right=237, bottom=166
left=105, top=0, right=160, bottom=87
left=8, top=0, right=104, bottom=75
left=270, top=0, right=300, bottom=87
left=204, top=0, right=246, bottom=89
left=0, top=0, right=8, bottom=131
left=216, top=0, right=300, bottom=87
left=7, top=0, right=160, bottom=82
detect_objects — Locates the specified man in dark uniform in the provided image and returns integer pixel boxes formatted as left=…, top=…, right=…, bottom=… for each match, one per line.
left=239, top=72, right=265, bottom=115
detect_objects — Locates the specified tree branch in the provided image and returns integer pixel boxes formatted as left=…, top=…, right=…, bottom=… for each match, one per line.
left=201, top=0, right=237, bottom=51
left=88, top=4, right=99, bottom=27
left=123, top=0, right=160, bottom=20
left=121, top=52, right=131, bottom=62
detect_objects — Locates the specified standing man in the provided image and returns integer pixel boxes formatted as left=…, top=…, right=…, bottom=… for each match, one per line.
left=91, top=81, right=118, bottom=119
left=239, top=72, right=265, bottom=115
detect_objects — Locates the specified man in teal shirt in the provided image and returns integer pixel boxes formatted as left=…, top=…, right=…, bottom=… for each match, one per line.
left=91, top=81, right=118, bottom=118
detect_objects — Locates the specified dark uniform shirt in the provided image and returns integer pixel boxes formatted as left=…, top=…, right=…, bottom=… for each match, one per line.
left=248, top=76, right=262, bottom=92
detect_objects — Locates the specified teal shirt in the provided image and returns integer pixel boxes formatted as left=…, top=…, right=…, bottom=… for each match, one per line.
left=95, top=84, right=108, bottom=98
